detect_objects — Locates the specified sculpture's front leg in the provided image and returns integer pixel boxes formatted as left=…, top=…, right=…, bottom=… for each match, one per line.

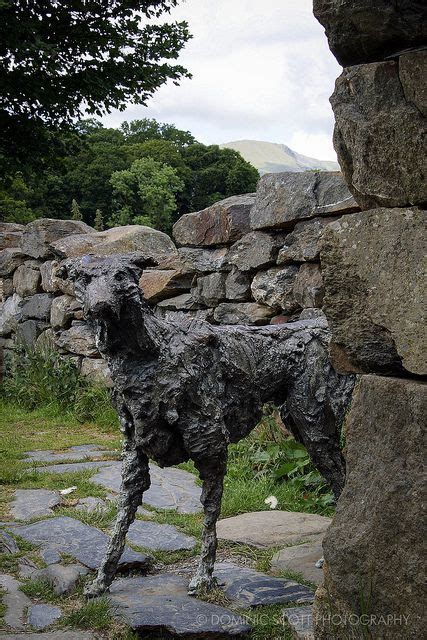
left=85, top=435, right=150, bottom=597
left=188, top=455, right=227, bottom=596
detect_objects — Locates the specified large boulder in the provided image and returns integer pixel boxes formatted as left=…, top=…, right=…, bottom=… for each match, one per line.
left=192, top=273, right=226, bottom=307
left=250, top=171, right=357, bottom=231
left=213, top=302, right=274, bottom=325
left=321, top=207, right=426, bottom=376
left=251, top=266, right=299, bottom=313
left=51, top=225, right=177, bottom=262
left=173, top=194, right=254, bottom=247
left=20, top=293, right=53, bottom=322
left=0, top=293, right=22, bottom=336
left=174, top=247, right=230, bottom=273
left=313, top=0, right=427, bottom=66
left=314, top=375, right=426, bottom=640
left=0, top=222, right=24, bottom=250
left=331, top=55, right=427, bottom=210
left=12, top=261, right=41, bottom=297
left=21, top=219, right=94, bottom=259
left=228, top=231, right=286, bottom=271
left=225, top=268, right=252, bottom=301
left=139, top=269, right=192, bottom=304
left=293, top=263, right=324, bottom=309
left=277, top=217, right=335, bottom=264
left=0, top=249, right=28, bottom=277
left=55, top=322, right=98, bottom=357
left=50, top=295, right=81, bottom=328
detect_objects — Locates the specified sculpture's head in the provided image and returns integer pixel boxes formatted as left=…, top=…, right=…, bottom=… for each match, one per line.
left=57, top=253, right=153, bottom=322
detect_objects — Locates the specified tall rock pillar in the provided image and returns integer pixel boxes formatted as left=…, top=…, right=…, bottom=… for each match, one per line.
left=312, top=2, right=426, bottom=638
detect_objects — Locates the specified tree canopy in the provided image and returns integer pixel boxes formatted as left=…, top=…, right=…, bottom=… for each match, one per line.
left=0, top=118, right=260, bottom=230
left=0, top=1, right=191, bottom=170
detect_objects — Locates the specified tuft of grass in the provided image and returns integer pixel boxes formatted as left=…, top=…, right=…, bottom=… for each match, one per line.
left=57, top=502, right=118, bottom=531
left=146, top=510, right=203, bottom=539
left=20, top=577, right=60, bottom=603
left=61, top=597, right=114, bottom=630
left=244, top=603, right=293, bottom=640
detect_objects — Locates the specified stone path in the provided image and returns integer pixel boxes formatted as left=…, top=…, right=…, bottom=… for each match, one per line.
left=10, top=489, right=62, bottom=520
left=27, top=604, right=62, bottom=629
left=92, top=461, right=202, bottom=513
left=271, top=540, right=325, bottom=585
left=0, top=443, right=324, bottom=638
left=213, top=562, right=314, bottom=607
left=217, top=510, right=331, bottom=547
left=7, top=516, right=152, bottom=571
left=127, top=519, right=196, bottom=552
left=23, top=443, right=117, bottom=463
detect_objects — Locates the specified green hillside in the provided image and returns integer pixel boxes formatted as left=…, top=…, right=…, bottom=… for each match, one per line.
left=220, top=139, right=339, bottom=174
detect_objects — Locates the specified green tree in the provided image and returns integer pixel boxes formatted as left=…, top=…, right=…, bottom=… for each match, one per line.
left=121, top=119, right=195, bottom=148
left=0, top=172, right=35, bottom=223
left=71, top=199, right=82, bottom=221
left=183, top=144, right=259, bottom=211
left=109, top=158, right=184, bottom=232
left=0, top=1, right=191, bottom=171
left=94, top=209, right=104, bottom=231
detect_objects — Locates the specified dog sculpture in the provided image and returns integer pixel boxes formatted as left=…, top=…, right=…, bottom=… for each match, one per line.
left=60, top=253, right=355, bottom=597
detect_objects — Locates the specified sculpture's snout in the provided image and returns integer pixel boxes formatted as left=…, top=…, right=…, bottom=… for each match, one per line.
left=84, top=277, right=119, bottom=320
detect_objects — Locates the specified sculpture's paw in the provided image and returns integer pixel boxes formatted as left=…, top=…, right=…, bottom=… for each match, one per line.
left=84, top=579, right=109, bottom=599
left=188, top=574, right=219, bottom=597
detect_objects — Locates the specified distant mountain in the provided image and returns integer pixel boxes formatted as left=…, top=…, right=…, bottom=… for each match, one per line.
left=220, top=139, right=339, bottom=175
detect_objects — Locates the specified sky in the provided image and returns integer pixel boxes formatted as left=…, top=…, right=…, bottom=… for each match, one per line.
left=101, top=0, right=341, bottom=161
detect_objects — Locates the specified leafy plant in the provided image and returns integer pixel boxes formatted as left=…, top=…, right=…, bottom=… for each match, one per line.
left=2, top=345, right=82, bottom=410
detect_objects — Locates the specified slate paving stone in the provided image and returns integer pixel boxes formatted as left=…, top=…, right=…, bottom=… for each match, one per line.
left=107, top=577, right=251, bottom=637
left=40, top=548, right=61, bottom=565
left=0, top=574, right=32, bottom=630
left=27, top=604, right=62, bottom=629
left=127, top=520, right=196, bottom=551
left=31, top=563, right=89, bottom=595
left=271, top=541, right=324, bottom=585
left=33, top=460, right=117, bottom=474
left=18, top=557, right=38, bottom=579
left=0, top=530, right=19, bottom=554
left=283, top=606, right=314, bottom=639
left=213, top=562, right=314, bottom=608
left=217, top=511, right=331, bottom=547
left=7, top=516, right=152, bottom=571
left=23, top=443, right=117, bottom=463
left=10, top=489, right=62, bottom=520
left=92, top=461, right=202, bottom=514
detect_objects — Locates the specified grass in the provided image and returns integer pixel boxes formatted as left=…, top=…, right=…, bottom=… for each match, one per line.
left=0, top=383, right=328, bottom=639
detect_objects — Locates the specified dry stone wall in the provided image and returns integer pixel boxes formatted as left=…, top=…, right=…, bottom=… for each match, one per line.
left=313, top=2, right=426, bottom=638
left=0, top=172, right=358, bottom=385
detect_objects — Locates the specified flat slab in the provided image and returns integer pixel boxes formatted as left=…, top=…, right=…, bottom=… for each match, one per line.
left=0, top=574, right=32, bottom=630
left=217, top=511, right=331, bottom=548
left=127, top=520, right=196, bottom=551
left=7, top=516, right=152, bottom=571
left=108, top=577, right=250, bottom=637
left=213, top=562, right=314, bottom=607
left=271, top=541, right=324, bottom=585
left=92, top=461, right=202, bottom=514
left=11, top=489, right=61, bottom=520
left=31, top=563, right=88, bottom=595
left=27, top=604, right=62, bottom=629
left=283, top=606, right=314, bottom=639
left=33, top=460, right=117, bottom=474
left=0, top=530, right=19, bottom=554
left=75, top=497, right=107, bottom=513
left=24, top=444, right=117, bottom=463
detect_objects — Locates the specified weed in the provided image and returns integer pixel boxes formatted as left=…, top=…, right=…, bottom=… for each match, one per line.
left=61, top=597, right=114, bottom=630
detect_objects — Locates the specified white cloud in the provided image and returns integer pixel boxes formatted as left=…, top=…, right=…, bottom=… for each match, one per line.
left=101, top=0, right=341, bottom=161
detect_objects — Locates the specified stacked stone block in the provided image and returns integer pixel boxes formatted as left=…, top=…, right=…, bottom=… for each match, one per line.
left=312, top=2, right=426, bottom=638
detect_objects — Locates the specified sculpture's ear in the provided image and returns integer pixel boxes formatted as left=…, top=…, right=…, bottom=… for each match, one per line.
left=56, top=256, right=92, bottom=283
left=126, top=253, right=157, bottom=279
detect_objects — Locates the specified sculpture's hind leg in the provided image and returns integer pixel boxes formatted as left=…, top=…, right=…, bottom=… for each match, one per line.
left=85, top=438, right=150, bottom=597
left=188, top=455, right=227, bottom=595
